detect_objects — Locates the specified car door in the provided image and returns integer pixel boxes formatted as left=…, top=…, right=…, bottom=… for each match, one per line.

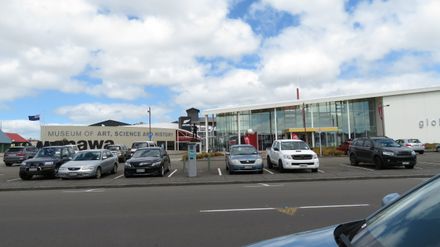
left=362, top=139, right=375, bottom=162
left=103, top=150, right=113, bottom=173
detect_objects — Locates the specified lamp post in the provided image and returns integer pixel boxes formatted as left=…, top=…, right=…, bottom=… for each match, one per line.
left=148, top=107, right=152, bottom=141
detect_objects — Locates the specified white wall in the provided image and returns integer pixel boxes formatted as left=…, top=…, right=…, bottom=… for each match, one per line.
left=383, top=91, right=440, bottom=143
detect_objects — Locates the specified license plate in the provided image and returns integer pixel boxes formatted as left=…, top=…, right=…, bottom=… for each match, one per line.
left=136, top=168, right=145, bottom=173
left=402, top=162, right=410, bottom=165
left=29, top=168, right=38, bottom=172
left=244, top=166, right=252, bottom=169
left=7, top=154, right=16, bottom=157
left=300, top=164, right=308, bottom=168
left=69, top=173, right=78, bottom=176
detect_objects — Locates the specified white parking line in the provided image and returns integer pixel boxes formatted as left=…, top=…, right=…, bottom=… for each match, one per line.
left=200, top=204, right=370, bottom=213
left=340, top=164, right=375, bottom=172
left=63, top=188, right=105, bottom=193
left=113, top=175, right=124, bottom=180
left=259, top=183, right=270, bottom=187
left=318, top=169, right=325, bottom=173
left=7, top=178, right=21, bottom=182
left=419, top=161, right=440, bottom=165
left=218, top=168, right=222, bottom=176
left=263, top=168, right=274, bottom=174
left=245, top=183, right=284, bottom=188
left=168, top=169, right=178, bottom=177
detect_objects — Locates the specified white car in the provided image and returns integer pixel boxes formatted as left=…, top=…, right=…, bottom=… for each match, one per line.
left=396, top=138, right=425, bottom=154
left=266, top=139, right=319, bottom=172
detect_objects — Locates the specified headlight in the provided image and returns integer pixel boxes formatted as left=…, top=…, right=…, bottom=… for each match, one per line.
left=256, top=158, right=263, bottom=164
left=313, top=154, right=318, bottom=159
left=125, top=163, right=132, bottom=167
left=232, top=160, right=241, bottom=165
left=20, top=162, right=27, bottom=166
left=411, top=151, right=416, bottom=156
left=44, top=161, right=54, bottom=165
left=383, top=151, right=395, bottom=156
left=83, top=166, right=95, bottom=171
left=152, top=161, right=161, bottom=167
left=283, top=154, right=291, bottom=159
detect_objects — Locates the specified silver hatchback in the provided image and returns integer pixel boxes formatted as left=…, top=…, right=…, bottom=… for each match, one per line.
left=396, top=138, right=425, bottom=154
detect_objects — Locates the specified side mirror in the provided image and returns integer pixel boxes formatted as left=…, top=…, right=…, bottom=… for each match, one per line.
left=382, top=193, right=400, bottom=206
left=274, top=147, right=279, bottom=151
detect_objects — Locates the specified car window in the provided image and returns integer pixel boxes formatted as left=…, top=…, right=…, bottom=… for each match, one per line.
left=408, top=139, right=420, bottom=143
left=280, top=141, right=309, bottom=150
left=364, top=140, right=372, bottom=148
left=133, top=149, right=161, bottom=158
left=230, top=146, right=257, bottom=155
left=35, top=147, right=62, bottom=158
left=373, top=139, right=400, bottom=148
left=74, top=151, right=101, bottom=161
left=352, top=176, right=440, bottom=247
left=6, top=147, right=24, bottom=153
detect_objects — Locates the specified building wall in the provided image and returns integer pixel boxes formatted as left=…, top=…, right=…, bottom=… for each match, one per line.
left=383, top=91, right=440, bottom=143
left=41, top=126, right=176, bottom=150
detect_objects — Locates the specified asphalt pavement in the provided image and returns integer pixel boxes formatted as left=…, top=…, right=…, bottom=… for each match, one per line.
left=1, top=152, right=439, bottom=191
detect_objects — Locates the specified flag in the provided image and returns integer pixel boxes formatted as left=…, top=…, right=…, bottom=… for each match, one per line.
left=28, top=115, right=40, bottom=121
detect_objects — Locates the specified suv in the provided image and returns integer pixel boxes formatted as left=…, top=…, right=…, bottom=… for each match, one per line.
left=3, top=146, right=38, bottom=166
left=130, top=141, right=157, bottom=157
left=19, top=146, right=75, bottom=180
left=107, top=144, right=130, bottom=162
left=395, top=139, right=425, bottom=154
left=348, top=137, right=417, bottom=169
left=266, top=139, right=319, bottom=172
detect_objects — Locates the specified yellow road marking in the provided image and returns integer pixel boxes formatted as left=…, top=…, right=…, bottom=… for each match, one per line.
left=277, top=207, right=298, bottom=216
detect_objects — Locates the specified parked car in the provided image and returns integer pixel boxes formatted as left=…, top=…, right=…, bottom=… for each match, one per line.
left=395, top=138, right=425, bottom=154
left=348, top=137, right=416, bottom=169
left=225, top=144, right=263, bottom=174
left=106, top=144, right=130, bottom=162
left=266, top=139, right=319, bottom=172
left=130, top=141, right=157, bottom=157
left=58, top=149, right=118, bottom=179
left=124, top=147, right=170, bottom=177
left=19, top=146, right=75, bottom=180
left=64, top=144, right=80, bottom=153
left=3, top=146, right=38, bottom=166
left=336, top=139, right=352, bottom=155
left=247, top=173, right=440, bottom=247
left=437, top=144, right=440, bottom=152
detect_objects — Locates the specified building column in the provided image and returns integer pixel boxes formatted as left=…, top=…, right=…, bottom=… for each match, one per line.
left=274, top=108, right=278, bottom=140
left=347, top=100, right=351, bottom=139
left=237, top=112, right=241, bottom=145
left=205, top=114, right=209, bottom=152
left=311, top=106, right=315, bottom=147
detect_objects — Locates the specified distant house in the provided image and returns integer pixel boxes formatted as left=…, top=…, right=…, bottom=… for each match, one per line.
left=0, top=130, right=12, bottom=152
left=5, top=133, right=30, bottom=146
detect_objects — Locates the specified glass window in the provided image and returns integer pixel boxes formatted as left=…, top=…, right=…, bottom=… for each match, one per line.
left=230, top=146, right=257, bottom=155
left=74, top=151, right=101, bottom=161
left=133, top=149, right=161, bottom=158
left=280, top=141, right=310, bottom=150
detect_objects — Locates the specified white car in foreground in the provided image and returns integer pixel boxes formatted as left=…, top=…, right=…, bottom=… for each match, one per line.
left=266, top=139, right=319, bottom=172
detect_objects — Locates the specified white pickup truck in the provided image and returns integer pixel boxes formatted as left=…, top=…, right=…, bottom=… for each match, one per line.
left=266, top=139, right=319, bottom=172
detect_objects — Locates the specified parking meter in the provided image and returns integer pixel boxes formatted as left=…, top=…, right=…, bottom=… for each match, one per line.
left=187, top=143, right=197, bottom=177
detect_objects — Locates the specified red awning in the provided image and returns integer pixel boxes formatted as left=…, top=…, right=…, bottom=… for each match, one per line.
left=5, top=133, right=29, bottom=143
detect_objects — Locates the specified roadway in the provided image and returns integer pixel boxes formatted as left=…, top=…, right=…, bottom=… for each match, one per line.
left=0, top=178, right=426, bottom=247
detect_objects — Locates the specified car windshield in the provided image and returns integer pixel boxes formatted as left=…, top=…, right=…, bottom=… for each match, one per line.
left=132, top=143, right=148, bottom=148
left=373, top=139, right=401, bottom=148
left=108, top=146, right=121, bottom=151
left=35, top=147, right=61, bottom=158
left=408, top=139, right=420, bottom=143
left=351, top=176, right=440, bottom=246
left=133, top=149, right=161, bottom=158
left=230, top=146, right=257, bottom=155
left=281, top=141, right=310, bottom=150
left=73, top=151, right=101, bottom=161
left=7, top=147, right=24, bottom=153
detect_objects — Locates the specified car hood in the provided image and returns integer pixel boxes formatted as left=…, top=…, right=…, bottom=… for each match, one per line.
left=127, top=157, right=161, bottom=163
left=61, top=160, right=101, bottom=168
left=25, top=157, right=60, bottom=163
left=381, top=147, right=412, bottom=152
left=247, top=225, right=337, bottom=247
left=230, top=154, right=261, bottom=160
left=279, top=150, right=317, bottom=155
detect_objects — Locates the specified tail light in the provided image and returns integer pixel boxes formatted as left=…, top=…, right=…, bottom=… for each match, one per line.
left=405, top=144, right=411, bottom=147
left=17, top=152, right=25, bottom=157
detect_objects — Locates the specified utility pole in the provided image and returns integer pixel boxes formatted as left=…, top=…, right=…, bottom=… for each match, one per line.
left=148, top=107, right=152, bottom=141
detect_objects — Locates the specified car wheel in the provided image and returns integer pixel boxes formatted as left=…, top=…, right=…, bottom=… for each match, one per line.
left=349, top=153, right=359, bottom=166
left=419, top=150, right=424, bottom=154
left=19, top=172, right=32, bottom=180
left=311, top=168, right=318, bottom=173
left=95, top=167, right=102, bottom=179
left=159, top=165, right=165, bottom=177
left=229, top=168, right=234, bottom=175
left=374, top=156, right=383, bottom=170
left=267, top=156, right=273, bottom=169
left=5, top=162, right=12, bottom=167
left=278, top=160, right=285, bottom=173
left=258, top=169, right=263, bottom=174
left=111, top=163, right=118, bottom=174
left=405, top=165, right=415, bottom=169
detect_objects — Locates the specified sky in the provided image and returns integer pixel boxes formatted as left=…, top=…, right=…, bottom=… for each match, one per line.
left=1, top=0, right=440, bottom=139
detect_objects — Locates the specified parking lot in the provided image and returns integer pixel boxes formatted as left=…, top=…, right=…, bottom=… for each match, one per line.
left=1, top=151, right=440, bottom=191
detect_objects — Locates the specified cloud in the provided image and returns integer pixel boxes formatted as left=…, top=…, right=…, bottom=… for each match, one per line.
left=1, top=120, right=41, bottom=140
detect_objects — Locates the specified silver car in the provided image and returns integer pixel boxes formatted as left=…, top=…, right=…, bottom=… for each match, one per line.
left=58, top=149, right=118, bottom=179
left=396, top=138, right=425, bottom=154
left=225, top=144, right=263, bottom=174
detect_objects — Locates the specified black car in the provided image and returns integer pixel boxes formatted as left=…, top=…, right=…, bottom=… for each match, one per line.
left=19, top=146, right=75, bottom=180
left=348, top=137, right=417, bottom=169
left=3, top=146, right=38, bottom=166
left=106, top=144, right=130, bottom=162
left=124, top=147, right=170, bottom=177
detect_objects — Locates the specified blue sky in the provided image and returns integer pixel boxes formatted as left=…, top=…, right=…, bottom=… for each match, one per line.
left=1, top=0, right=440, bottom=138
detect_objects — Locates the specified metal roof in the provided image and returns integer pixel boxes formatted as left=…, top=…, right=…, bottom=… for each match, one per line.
left=0, top=130, right=12, bottom=144
left=203, top=86, right=440, bottom=115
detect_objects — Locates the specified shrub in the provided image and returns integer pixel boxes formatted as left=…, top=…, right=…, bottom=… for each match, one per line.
left=312, top=147, right=345, bottom=156
left=181, top=152, right=224, bottom=161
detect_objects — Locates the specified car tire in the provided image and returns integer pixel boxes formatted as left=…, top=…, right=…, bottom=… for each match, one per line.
left=229, top=169, right=234, bottom=175
left=95, top=167, right=102, bottom=179
left=258, top=169, right=263, bottom=174
left=5, top=162, right=12, bottom=167
left=419, top=150, right=424, bottom=154
left=311, top=168, right=318, bottom=173
left=349, top=153, right=359, bottom=166
left=111, top=164, right=118, bottom=174
left=405, top=165, right=415, bottom=169
left=267, top=156, right=273, bottom=169
left=159, top=165, right=165, bottom=177
left=19, top=172, right=32, bottom=180
left=278, top=160, right=285, bottom=173
left=374, top=156, right=383, bottom=170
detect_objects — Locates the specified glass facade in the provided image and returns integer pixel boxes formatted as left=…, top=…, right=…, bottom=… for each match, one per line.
left=215, top=97, right=382, bottom=151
